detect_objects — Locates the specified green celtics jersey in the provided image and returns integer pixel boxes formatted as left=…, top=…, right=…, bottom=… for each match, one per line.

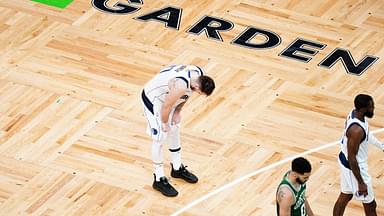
left=276, top=171, right=307, bottom=216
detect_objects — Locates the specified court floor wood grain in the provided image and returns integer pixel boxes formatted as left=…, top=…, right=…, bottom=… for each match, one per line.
left=0, top=0, right=384, bottom=215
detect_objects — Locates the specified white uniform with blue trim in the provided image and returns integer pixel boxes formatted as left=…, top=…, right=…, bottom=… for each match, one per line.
left=141, top=65, right=203, bottom=141
left=338, top=110, right=374, bottom=203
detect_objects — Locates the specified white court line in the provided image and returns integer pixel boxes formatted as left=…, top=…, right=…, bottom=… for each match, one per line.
left=171, top=128, right=384, bottom=216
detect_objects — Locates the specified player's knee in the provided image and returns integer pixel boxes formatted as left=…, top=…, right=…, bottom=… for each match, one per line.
left=367, top=199, right=376, bottom=208
left=363, top=199, right=377, bottom=212
left=341, top=193, right=353, bottom=200
left=152, top=140, right=162, bottom=148
left=169, top=124, right=180, bottom=134
left=346, top=194, right=353, bottom=201
left=152, top=131, right=167, bottom=143
left=336, top=193, right=352, bottom=205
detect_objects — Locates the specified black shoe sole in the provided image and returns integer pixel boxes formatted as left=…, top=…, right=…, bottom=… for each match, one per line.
left=171, top=174, right=198, bottom=183
left=152, top=185, right=178, bottom=197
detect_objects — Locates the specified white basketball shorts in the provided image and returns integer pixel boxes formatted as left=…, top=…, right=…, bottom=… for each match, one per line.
left=338, top=158, right=374, bottom=204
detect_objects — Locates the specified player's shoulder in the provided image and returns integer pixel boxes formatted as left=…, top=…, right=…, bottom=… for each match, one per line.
left=185, top=65, right=204, bottom=75
left=278, top=185, right=294, bottom=197
left=169, top=77, right=189, bottom=93
left=277, top=185, right=294, bottom=204
left=346, top=123, right=366, bottom=140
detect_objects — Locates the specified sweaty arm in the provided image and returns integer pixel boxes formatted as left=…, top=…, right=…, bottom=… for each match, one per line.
left=161, top=79, right=187, bottom=126
left=346, top=125, right=366, bottom=186
left=277, top=186, right=294, bottom=216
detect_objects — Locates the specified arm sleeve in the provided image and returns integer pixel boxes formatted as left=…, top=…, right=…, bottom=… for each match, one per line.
left=368, top=133, right=384, bottom=150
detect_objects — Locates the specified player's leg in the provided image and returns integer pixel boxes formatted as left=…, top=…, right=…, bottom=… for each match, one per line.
left=361, top=169, right=376, bottom=216
left=152, top=138, right=178, bottom=197
left=167, top=124, right=182, bottom=169
left=363, top=200, right=377, bottom=216
left=151, top=136, right=164, bottom=181
left=333, top=192, right=353, bottom=216
left=167, top=123, right=198, bottom=183
left=142, top=104, right=178, bottom=197
left=333, top=161, right=353, bottom=216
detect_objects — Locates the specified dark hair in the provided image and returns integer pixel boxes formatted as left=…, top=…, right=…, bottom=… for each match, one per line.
left=292, top=157, right=311, bottom=174
left=354, top=94, right=373, bottom=110
left=199, top=75, right=215, bottom=96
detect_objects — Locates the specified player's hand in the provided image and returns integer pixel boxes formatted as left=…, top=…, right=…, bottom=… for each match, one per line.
left=161, top=122, right=170, bottom=132
left=172, top=112, right=181, bottom=125
left=358, top=182, right=368, bottom=197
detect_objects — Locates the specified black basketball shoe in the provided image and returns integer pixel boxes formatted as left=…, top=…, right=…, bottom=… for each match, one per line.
left=152, top=174, right=178, bottom=197
left=170, top=163, right=198, bottom=183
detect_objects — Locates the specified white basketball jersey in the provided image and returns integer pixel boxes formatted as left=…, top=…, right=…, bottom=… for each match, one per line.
left=144, top=65, right=203, bottom=107
left=340, top=110, right=369, bottom=165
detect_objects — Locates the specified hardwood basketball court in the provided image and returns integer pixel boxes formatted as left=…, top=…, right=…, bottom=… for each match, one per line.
left=0, top=0, right=383, bottom=215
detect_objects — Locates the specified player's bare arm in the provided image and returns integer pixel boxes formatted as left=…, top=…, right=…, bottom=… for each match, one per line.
left=277, top=186, right=294, bottom=216
left=175, top=101, right=186, bottom=112
left=347, top=124, right=367, bottom=196
left=172, top=101, right=186, bottom=125
left=161, top=78, right=187, bottom=131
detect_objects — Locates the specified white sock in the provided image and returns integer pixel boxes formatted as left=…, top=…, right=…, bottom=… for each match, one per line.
left=154, top=163, right=165, bottom=181
left=152, top=140, right=164, bottom=181
left=168, top=124, right=182, bottom=170
left=170, top=151, right=181, bottom=170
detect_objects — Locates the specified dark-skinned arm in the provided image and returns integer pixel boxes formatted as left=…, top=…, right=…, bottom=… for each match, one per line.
left=346, top=124, right=367, bottom=196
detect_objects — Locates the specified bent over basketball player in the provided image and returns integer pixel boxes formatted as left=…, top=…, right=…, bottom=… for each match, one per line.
left=141, top=64, right=215, bottom=197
